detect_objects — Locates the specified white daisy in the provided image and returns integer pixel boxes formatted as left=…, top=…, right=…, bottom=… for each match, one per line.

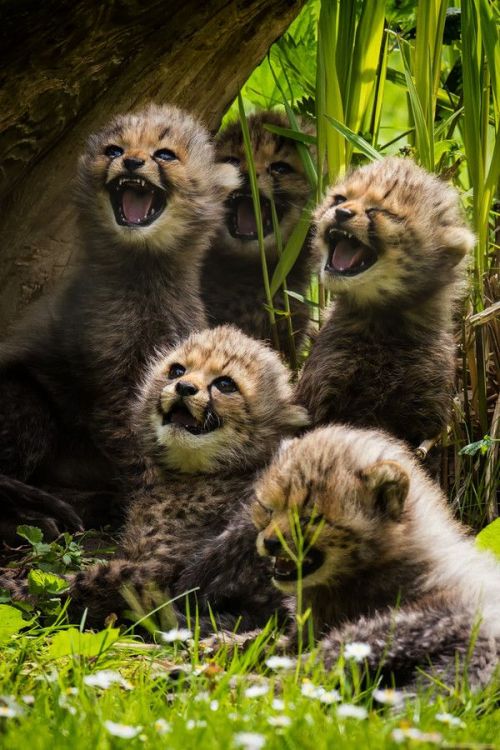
left=154, top=718, right=171, bottom=734
left=83, top=670, right=132, bottom=690
left=244, top=684, right=269, bottom=698
left=343, top=642, right=372, bottom=662
left=435, top=712, right=466, bottom=728
left=267, top=715, right=291, bottom=728
left=372, top=688, right=406, bottom=707
left=392, top=727, right=442, bottom=744
left=160, top=628, right=193, bottom=643
left=265, top=655, right=295, bottom=671
left=234, top=731, right=266, bottom=750
left=336, top=704, right=368, bottom=720
left=104, top=721, right=142, bottom=739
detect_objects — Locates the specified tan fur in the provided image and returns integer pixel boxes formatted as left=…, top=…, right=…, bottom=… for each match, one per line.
left=253, top=425, right=500, bottom=686
left=296, top=157, right=475, bottom=446
left=0, top=105, right=239, bottom=540
left=69, top=326, right=308, bottom=630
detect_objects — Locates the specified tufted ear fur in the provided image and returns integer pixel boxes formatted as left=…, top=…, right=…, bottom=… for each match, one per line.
left=362, top=460, right=409, bottom=521
left=213, top=161, right=241, bottom=199
left=283, top=404, right=310, bottom=433
left=439, top=225, right=475, bottom=267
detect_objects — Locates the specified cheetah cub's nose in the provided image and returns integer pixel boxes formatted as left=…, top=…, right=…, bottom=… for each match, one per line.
left=123, top=157, right=145, bottom=171
left=263, top=538, right=283, bottom=556
left=335, top=206, right=354, bottom=223
left=175, top=381, right=198, bottom=397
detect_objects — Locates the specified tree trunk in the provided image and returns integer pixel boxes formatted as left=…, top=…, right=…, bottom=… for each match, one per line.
left=0, top=0, right=304, bottom=331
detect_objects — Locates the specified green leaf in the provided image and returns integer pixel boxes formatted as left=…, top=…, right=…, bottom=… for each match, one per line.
left=476, top=519, right=500, bottom=561
left=48, top=627, right=120, bottom=658
left=0, top=604, right=27, bottom=644
left=324, top=115, right=383, bottom=161
left=270, top=200, right=314, bottom=297
left=16, top=525, right=44, bottom=545
left=28, top=569, right=68, bottom=596
left=263, top=123, right=317, bottom=146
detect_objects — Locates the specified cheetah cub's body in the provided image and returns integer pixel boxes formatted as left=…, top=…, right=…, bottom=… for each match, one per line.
left=69, top=326, right=308, bottom=631
left=202, top=112, right=316, bottom=362
left=0, top=105, right=237, bottom=540
left=253, top=426, right=500, bottom=687
left=296, top=157, right=474, bottom=446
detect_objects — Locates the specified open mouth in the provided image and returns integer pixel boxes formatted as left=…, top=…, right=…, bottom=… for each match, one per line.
left=272, top=547, right=324, bottom=582
left=107, top=176, right=167, bottom=227
left=325, top=229, right=378, bottom=277
left=226, top=191, right=282, bottom=241
left=161, top=403, right=221, bottom=436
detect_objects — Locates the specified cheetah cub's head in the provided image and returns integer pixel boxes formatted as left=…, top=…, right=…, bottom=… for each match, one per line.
left=314, top=157, right=474, bottom=306
left=216, top=111, right=312, bottom=259
left=135, top=325, right=309, bottom=475
left=253, top=425, right=416, bottom=593
left=77, top=103, right=238, bottom=253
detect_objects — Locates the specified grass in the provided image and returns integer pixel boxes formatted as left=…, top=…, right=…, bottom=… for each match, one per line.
left=1, top=615, right=500, bottom=749
left=1, top=0, right=499, bottom=746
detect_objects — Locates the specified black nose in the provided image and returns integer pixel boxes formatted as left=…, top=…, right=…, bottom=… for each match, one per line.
left=175, top=381, right=198, bottom=397
left=335, top=206, right=354, bottom=222
left=123, top=157, right=145, bottom=171
left=264, top=538, right=283, bottom=555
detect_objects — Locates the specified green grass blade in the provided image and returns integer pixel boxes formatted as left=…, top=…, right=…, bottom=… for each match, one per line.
left=398, top=36, right=433, bottom=170
left=324, top=115, right=383, bottom=161
left=270, top=200, right=314, bottom=298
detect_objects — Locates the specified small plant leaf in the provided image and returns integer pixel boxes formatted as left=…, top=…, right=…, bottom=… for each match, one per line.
left=476, top=519, right=500, bottom=561
left=17, top=525, right=44, bottom=545
left=0, top=604, right=28, bottom=644
left=48, top=627, right=120, bottom=658
left=28, top=569, right=68, bottom=596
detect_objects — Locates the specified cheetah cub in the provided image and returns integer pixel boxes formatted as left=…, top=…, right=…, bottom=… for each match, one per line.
left=69, top=325, right=308, bottom=631
left=0, top=104, right=238, bottom=541
left=296, top=157, right=474, bottom=447
left=202, top=111, right=316, bottom=362
left=253, top=425, right=500, bottom=687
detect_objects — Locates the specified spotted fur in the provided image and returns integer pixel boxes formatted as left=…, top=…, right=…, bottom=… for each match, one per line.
left=68, top=326, right=309, bottom=631
left=0, top=104, right=238, bottom=541
left=202, top=111, right=317, bottom=362
left=253, top=425, right=500, bottom=687
left=296, top=157, right=475, bottom=446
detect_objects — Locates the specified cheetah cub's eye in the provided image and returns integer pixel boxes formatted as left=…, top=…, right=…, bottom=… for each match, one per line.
left=168, top=363, right=186, bottom=379
left=256, top=500, right=273, bottom=517
left=220, top=156, right=241, bottom=167
left=212, top=376, right=239, bottom=394
left=154, top=148, right=178, bottom=162
left=104, top=145, right=124, bottom=159
left=331, top=194, right=346, bottom=206
left=269, top=161, right=295, bottom=175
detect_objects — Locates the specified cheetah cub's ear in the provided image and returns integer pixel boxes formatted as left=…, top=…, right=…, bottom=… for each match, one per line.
left=438, top=224, right=475, bottom=269
left=213, top=161, right=241, bottom=199
left=283, top=404, right=310, bottom=433
left=361, top=460, right=410, bottom=521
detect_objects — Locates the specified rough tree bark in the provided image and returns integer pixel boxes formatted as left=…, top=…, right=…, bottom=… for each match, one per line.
left=0, top=0, right=304, bottom=332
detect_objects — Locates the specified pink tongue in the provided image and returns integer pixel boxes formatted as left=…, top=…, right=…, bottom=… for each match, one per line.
left=331, top=238, right=367, bottom=272
left=237, top=199, right=258, bottom=234
left=121, top=189, right=154, bottom=224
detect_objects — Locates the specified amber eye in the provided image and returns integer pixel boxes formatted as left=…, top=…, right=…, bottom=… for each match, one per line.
left=104, top=145, right=124, bottom=159
left=154, top=148, right=178, bottom=162
left=220, top=156, right=240, bottom=167
left=269, top=161, right=295, bottom=175
left=331, top=194, right=346, bottom=206
left=212, top=376, right=239, bottom=394
left=168, top=363, right=186, bottom=379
